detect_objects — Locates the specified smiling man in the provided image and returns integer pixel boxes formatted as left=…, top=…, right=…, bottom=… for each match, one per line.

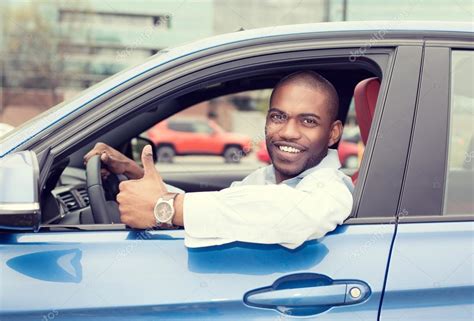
left=266, top=71, right=342, bottom=184
left=85, top=71, right=354, bottom=249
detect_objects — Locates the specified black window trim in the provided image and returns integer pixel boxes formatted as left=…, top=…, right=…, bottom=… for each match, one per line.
left=398, top=46, right=450, bottom=216
left=355, top=45, right=424, bottom=220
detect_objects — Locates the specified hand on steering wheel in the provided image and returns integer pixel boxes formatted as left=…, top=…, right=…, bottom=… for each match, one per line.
left=86, top=155, right=124, bottom=224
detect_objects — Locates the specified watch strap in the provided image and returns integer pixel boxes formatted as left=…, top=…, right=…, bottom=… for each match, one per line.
left=162, top=192, right=179, bottom=201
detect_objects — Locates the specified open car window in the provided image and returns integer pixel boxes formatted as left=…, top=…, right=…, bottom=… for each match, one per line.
left=139, top=89, right=363, bottom=176
left=29, top=47, right=389, bottom=229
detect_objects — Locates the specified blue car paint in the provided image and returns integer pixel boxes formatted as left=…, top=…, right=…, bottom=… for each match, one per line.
left=380, top=221, right=474, bottom=320
left=0, top=224, right=394, bottom=320
left=6, top=249, right=83, bottom=283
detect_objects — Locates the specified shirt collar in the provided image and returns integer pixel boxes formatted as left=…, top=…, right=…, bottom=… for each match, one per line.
left=264, top=149, right=341, bottom=185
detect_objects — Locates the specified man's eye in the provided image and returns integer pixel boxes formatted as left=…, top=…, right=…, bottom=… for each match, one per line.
left=270, top=114, right=285, bottom=122
left=302, top=118, right=318, bottom=126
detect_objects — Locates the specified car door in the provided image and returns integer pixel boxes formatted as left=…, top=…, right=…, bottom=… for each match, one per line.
left=186, top=121, right=217, bottom=154
left=166, top=121, right=196, bottom=154
left=0, top=42, right=422, bottom=320
left=380, top=46, right=474, bottom=320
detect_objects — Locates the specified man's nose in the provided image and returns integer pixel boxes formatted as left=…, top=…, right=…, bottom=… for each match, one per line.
left=279, top=119, right=301, bottom=140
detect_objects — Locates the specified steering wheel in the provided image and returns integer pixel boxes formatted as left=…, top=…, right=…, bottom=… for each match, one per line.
left=86, top=155, right=123, bottom=224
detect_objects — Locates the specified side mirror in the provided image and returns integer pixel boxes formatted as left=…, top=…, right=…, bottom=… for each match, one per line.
left=0, top=151, right=41, bottom=231
left=131, top=136, right=157, bottom=163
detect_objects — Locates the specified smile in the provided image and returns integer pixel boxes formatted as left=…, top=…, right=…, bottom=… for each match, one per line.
left=278, top=145, right=302, bottom=154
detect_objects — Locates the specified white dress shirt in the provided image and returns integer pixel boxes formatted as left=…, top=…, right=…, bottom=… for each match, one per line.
left=183, top=149, right=354, bottom=249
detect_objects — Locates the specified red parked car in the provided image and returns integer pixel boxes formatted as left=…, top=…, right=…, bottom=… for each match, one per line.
left=148, top=118, right=252, bottom=163
left=257, top=139, right=361, bottom=168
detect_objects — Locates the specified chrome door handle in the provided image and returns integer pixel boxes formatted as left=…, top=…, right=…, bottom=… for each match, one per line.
left=244, top=273, right=371, bottom=316
left=246, top=282, right=369, bottom=307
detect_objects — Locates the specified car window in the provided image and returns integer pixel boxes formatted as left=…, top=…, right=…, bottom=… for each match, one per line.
left=145, top=90, right=268, bottom=170
left=443, top=50, right=474, bottom=215
left=144, top=89, right=363, bottom=175
left=168, top=121, right=194, bottom=132
left=193, top=122, right=213, bottom=134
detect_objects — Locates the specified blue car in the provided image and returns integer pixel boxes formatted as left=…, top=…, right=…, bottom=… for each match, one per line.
left=1, top=21, right=473, bottom=320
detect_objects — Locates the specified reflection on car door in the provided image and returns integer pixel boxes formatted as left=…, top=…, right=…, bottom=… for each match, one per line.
left=1, top=226, right=395, bottom=320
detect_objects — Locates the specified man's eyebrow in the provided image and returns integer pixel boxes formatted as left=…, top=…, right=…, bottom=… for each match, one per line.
left=268, top=108, right=321, bottom=120
left=268, top=107, right=285, bottom=114
left=299, top=113, right=321, bottom=120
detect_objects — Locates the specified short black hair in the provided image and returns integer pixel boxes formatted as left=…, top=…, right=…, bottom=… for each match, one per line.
left=270, top=70, right=339, bottom=122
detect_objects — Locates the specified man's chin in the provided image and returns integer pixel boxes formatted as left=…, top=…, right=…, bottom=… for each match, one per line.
left=272, top=161, right=305, bottom=180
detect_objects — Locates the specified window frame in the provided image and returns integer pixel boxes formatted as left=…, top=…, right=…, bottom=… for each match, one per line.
left=354, top=45, right=424, bottom=219
left=399, top=43, right=474, bottom=222
left=24, top=44, right=413, bottom=233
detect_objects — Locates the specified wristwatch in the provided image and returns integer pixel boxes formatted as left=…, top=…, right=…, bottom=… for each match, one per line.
left=153, top=193, right=179, bottom=227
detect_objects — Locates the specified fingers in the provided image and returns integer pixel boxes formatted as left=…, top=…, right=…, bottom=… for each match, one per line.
left=141, top=145, right=157, bottom=178
left=84, top=142, right=109, bottom=164
left=100, top=151, right=110, bottom=163
left=83, top=150, right=93, bottom=164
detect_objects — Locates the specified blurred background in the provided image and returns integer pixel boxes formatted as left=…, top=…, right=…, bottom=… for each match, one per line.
left=0, top=0, right=472, bottom=170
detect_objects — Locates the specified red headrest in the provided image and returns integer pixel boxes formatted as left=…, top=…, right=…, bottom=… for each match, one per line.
left=354, top=77, right=381, bottom=145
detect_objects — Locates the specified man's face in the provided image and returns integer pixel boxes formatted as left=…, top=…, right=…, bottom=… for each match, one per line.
left=265, top=83, right=342, bottom=183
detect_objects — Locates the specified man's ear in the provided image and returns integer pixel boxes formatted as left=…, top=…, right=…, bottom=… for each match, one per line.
left=328, top=120, right=343, bottom=146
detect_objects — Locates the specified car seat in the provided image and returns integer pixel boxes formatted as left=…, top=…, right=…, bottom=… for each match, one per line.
left=352, top=77, right=381, bottom=183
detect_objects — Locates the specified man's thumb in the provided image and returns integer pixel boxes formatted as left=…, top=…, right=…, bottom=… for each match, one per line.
left=141, top=145, right=157, bottom=177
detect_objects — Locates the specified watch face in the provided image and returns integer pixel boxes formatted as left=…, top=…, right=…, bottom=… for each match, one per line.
left=154, top=202, right=173, bottom=223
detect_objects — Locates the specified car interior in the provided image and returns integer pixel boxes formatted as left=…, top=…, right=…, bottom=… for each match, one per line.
left=38, top=57, right=383, bottom=229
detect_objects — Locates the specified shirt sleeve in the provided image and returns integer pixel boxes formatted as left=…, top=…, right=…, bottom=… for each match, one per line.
left=183, top=169, right=353, bottom=249
left=164, top=183, right=185, bottom=194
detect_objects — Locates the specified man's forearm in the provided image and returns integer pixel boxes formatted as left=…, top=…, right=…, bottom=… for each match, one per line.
left=181, top=181, right=353, bottom=249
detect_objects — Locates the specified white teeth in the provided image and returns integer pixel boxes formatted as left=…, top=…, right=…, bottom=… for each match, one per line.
left=279, top=145, right=301, bottom=153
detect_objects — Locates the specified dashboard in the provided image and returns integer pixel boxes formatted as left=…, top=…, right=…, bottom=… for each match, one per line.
left=42, top=167, right=93, bottom=225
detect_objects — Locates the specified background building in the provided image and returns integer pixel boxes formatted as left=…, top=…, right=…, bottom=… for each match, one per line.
left=213, top=0, right=327, bottom=34
left=1, top=0, right=472, bottom=128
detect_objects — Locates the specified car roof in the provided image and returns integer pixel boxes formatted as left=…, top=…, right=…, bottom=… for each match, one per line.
left=181, top=20, right=473, bottom=48
left=1, top=21, right=472, bottom=157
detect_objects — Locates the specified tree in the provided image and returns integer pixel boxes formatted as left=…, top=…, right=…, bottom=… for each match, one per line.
left=4, top=0, right=90, bottom=106
left=5, top=1, right=62, bottom=103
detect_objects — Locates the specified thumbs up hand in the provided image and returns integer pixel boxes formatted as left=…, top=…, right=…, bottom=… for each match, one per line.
left=117, top=145, right=167, bottom=228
